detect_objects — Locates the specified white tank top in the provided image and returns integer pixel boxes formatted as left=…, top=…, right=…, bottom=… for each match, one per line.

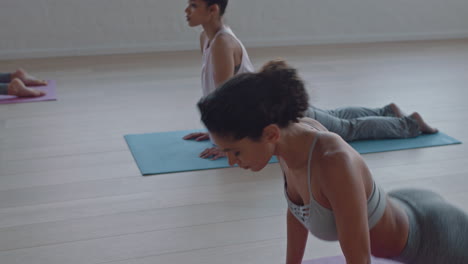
left=201, top=26, right=254, bottom=96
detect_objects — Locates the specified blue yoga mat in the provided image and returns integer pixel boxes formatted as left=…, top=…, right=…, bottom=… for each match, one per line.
left=124, top=130, right=461, bottom=176
left=349, top=132, right=461, bottom=154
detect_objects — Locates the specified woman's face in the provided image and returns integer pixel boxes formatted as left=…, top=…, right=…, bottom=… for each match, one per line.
left=185, top=0, right=211, bottom=27
left=210, top=129, right=277, bottom=172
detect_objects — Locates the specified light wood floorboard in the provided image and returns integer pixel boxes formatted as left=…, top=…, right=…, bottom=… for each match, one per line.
left=0, top=39, right=467, bottom=264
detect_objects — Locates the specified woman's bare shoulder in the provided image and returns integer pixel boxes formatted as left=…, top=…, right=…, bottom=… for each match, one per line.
left=299, top=118, right=352, bottom=157
left=299, top=117, right=328, bottom=132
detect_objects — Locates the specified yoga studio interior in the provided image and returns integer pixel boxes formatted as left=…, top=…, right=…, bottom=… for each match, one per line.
left=1, top=1, right=467, bottom=263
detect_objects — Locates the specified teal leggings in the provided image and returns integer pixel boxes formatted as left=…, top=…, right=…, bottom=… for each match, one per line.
left=0, top=72, right=11, bottom=95
left=305, top=104, right=420, bottom=142
left=390, top=189, right=468, bottom=264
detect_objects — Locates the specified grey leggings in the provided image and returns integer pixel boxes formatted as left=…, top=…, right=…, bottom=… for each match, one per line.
left=389, top=189, right=468, bottom=264
left=305, top=104, right=420, bottom=142
left=0, top=72, right=12, bottom=95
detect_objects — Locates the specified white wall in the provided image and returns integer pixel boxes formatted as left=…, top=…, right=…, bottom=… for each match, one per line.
left=1, top=0, right=468, bottom=59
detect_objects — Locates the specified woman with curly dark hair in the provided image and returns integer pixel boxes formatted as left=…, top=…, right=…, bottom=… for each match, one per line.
left=198, top=59, right=468, bottom=264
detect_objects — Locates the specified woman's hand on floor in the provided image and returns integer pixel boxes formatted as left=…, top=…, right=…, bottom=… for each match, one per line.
left=200, top=147, right=226, bottom=160
left=183, top=132, right=210, bottom=141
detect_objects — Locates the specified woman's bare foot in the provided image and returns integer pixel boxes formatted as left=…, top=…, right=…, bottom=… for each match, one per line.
left=389, top=103, right=405, bottom=118
left=11, top=68, right=47, bottom=86
left=7, top=78, right=46, bottom=97
left=409, top=112, right=438, bottom=134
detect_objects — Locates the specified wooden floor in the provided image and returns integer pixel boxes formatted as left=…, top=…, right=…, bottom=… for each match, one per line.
left=0, top=39, right=467, bottom=264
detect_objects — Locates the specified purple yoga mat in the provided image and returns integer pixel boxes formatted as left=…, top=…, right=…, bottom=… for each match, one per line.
left=303, top=255, right=401, bottom=264
left=0, top=80, right=57, bottom=104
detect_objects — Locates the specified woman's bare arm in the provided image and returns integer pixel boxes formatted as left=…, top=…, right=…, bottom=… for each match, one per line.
left=320, top=139, right=372, bottom=264
left=286, top=209, right=309, bottom=264
left=210, top=34, right=236, bottom=87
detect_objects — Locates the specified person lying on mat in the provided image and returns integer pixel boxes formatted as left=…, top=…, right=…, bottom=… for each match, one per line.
left=197, top=59, right=468, bottom=264
left=0, top=68, right=47, bottom=97
left=182, top=0, right=438, bottom=161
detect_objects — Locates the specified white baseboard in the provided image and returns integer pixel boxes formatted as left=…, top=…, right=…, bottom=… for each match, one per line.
left=0, top=41, right=196, bottom=60
left=241, top=31, right=468, bottom=48
left=1, top=31, right=468, bottom=60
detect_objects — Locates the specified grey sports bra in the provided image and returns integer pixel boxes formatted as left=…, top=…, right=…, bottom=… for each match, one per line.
left=283, top=133, right=387, bottom=241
